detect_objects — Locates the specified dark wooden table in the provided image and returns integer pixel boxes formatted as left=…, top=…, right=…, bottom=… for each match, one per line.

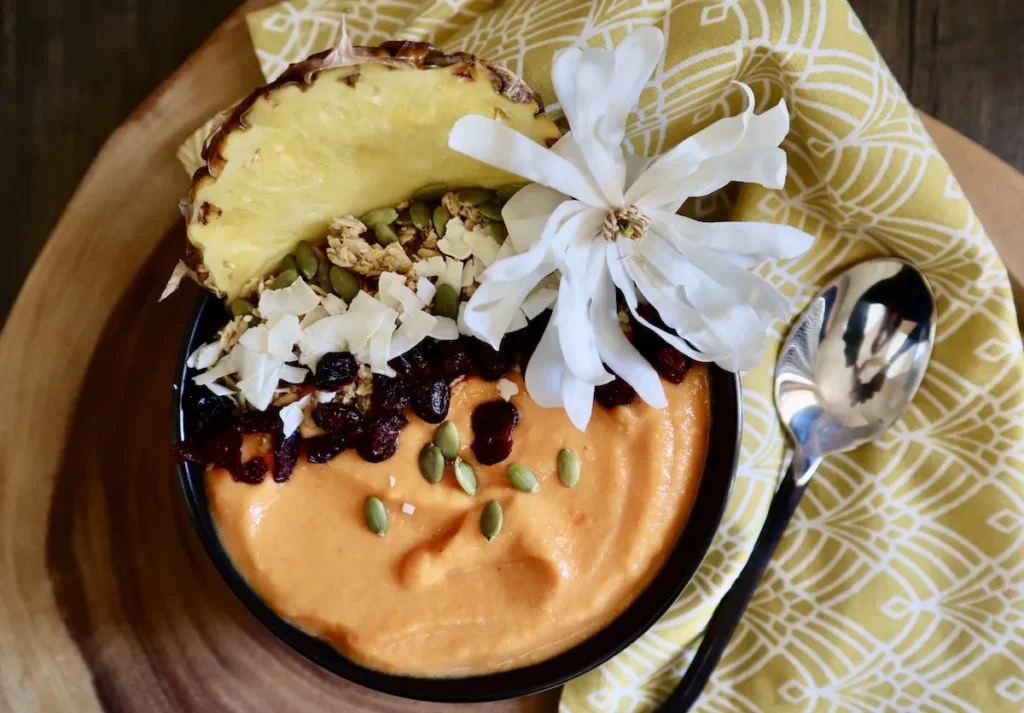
left=2, top=0, right=1023, bottom=321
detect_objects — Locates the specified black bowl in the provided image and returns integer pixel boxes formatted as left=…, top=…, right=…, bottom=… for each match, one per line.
left=173, top=292, right=741, bottom=702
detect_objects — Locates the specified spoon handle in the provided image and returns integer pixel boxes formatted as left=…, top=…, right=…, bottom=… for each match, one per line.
left=661, top=451, right=820, bottom=711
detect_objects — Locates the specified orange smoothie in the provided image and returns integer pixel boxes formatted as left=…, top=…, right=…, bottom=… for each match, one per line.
left=207, top=366, right=709, bottom=676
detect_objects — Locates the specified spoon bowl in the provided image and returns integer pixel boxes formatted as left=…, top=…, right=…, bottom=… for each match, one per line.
left=664, top=257, right=936, bottom=710
left=775, top=257, right=936, bottom=471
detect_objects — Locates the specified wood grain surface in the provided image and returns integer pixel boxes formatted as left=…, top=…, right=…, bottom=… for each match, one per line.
left=1, top=1, right=1023, bottom=712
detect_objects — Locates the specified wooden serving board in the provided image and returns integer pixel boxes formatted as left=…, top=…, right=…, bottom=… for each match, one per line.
left=2, top=2, right=1023, bottom=711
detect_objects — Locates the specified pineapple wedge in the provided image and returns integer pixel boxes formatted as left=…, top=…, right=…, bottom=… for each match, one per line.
left=182, top=41, right=561, bottom=300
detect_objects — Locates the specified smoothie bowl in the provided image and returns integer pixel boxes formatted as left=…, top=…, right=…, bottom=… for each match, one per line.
left=165, top=29, right=782, bottom=702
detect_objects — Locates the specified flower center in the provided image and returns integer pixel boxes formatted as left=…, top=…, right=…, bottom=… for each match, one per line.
left=601, top=206, right=649, bottom=242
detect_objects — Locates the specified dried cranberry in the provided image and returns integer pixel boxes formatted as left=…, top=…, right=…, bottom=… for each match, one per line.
left=312, top=402, right=363, bottom=432
left=472, top=400, right=521, bottom=440
left=357, top=414, right=407, bottom=462
left=410, top=380, right=450, bottom=424
left=595, top=377, right=636, bottom=408
left=369, top=374, right=409, bottom=416
left=434, top=337, right=476, bottom=379
left=473, top=433, right=513, bottom=465
left=653, top=347, right=691, bottom=384
left=236, top=406, right=283, bottom=434
left=474, top=338, right=518, bottom=381
left=235, top=458, right=268, bottom=485
left=628, top=305, right=692, bottom=383
left=471, top=400, right=520, bottom=465
left=272, top=432, right=301, bottom=482
left=305, top=430, right=355, bottom=464
left=389, top=341, right=433, bottom=380
left=183, top=388, right=233, bottom=432
left=315, top=352, right=357, bottom=391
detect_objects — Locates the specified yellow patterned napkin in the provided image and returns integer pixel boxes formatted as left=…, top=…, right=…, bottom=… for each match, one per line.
left=178, top=1, right=1024, bottom=710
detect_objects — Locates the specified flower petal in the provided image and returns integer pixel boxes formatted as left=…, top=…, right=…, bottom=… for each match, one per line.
left=591, top=262, right=667, bottom=408
left=524, top=312, right=566, bottom=408
left=561, top=372, right=595, bottom=431
left=648, top=209, right=814, bottom=260
left=501, top=184, right=568, bottom=253
left=448, top=115, right=607, bottom=207
left=572, top=46, right=625, bottom=204
left=600, top=27, right=665, bottom=149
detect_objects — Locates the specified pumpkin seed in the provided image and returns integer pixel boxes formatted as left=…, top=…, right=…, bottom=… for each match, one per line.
left=229, top=298, right=255, bottom=317
left=414, top=183, right=448, bottom=201
left=410, top=201, right=433, bottom=230
left=395, top=208, right=414, bottom=226
left=365, top=497, right=388, bottom=536
left=480, top=500, right=503, bottom=540
left=295, top=242, right=319, bottom=280
left=457, top=187, right=494, bottom=206
left=433, top=283, right=459, bottom=320
left=477, top=201, right=504, bottom=222
left=433, top=205, right=451, bottom=238
left=271, top=269, right=299, bottom=290
left=481, top=222, right=508, bottom=243
left=557, top=449, right=580, bottom=488
left=453, top=458, right=478, bottom=496
left=316, top=257, right=332, bottom=292
left=374, top=222, right=400, bottom=246
left=418, top=443, right=445, bottom=484
left=495, top=184, right=526, bottom=202
left=329, top=266, right=361, bottom=303
left=507, top=463, right=539, bottom=493
left=433, top=421, right=460, bottom=461
left=361, top=207, right=399, bottom=227
left=279, top=254, right=298, bottom=274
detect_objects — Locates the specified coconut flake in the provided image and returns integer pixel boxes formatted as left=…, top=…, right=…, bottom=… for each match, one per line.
left=300, top=304, right=329, bottom=329
left=159, top=260, right=194, bottom=301
left=416, top=277, right=437, bottom=305
left=414, top=256, right=447, bottom=279
left=187, top=341, right=223, bottom=370
left=317, top=390, right=336, bottom=403
left=440, top=258, right=464, bottom=293
left=321, top=293, right=348, bottom=316
left=204, top=382, right=235, bottom=397
left=497, top=378, right=520, bottom=401
left=401, top=503, right=416, bottom=515
left=238, top=362, right=282, bottom=411
left=265, top=315, right=302, bottom=361
left=462, top=259, right=477, bottom=288
left=379, top=272, right=426, bottom=315
left=258, top=278, right=321, bottom=317
left=279, top=364, right=309, bottom=384
left=193, top=350, right=240, bottom=386
left=438, top=221, right=474, bottom=259
left=429, top=316, right=460, bottom=340
left=280, top=394, right=312, bottom=438
left=389, top=475, right=396, bottom=487
left=463, top=229, right=502, bottom=267
left=390, top=311, right=436, bottom=360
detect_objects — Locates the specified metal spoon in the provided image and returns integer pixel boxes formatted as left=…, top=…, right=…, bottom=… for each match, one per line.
left=663, top=257, right=936, bottom=710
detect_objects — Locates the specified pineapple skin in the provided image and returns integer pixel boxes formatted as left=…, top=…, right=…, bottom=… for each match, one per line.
left=183, top=41, right=561, bottom=300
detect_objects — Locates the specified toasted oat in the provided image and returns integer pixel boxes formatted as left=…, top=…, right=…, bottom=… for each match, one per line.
left=328, top=215, right=367, bottom=240
left=327, top=236, right=414, bottom=277
left=442, top=192, right=484, bottom=227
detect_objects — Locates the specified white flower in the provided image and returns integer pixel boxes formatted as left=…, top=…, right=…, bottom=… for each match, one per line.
left=448, top=26, right=814, bottom=430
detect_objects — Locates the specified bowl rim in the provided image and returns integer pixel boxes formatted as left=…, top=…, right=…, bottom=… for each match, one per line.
left=173, top=292, right=741, bottom=703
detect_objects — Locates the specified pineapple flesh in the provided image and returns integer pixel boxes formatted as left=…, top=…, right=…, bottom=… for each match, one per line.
left=183, top=43, right=561, bottom=300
